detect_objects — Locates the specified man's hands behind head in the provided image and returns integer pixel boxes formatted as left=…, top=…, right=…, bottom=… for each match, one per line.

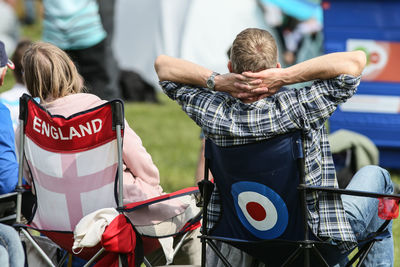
left=215, top=68, right=285, bottom=103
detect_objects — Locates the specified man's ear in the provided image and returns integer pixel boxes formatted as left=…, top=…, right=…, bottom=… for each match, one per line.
left=0, top=68, right=7, bottom=86
left=227, top=60, right=233, bottom=73
left=276, top=62, right=281, bottom=68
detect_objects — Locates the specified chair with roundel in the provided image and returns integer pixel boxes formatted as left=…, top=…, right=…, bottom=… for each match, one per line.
left=199, top=130, right=400, bottom=267
left=14, top=94, right=200, bottom=267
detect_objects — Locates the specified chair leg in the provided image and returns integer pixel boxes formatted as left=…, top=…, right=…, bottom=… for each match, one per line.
left=304, top=247, right=310, bottom=267
left=143, top=256, right=152, bottom=267
left=201, top=236, right=206, bottom=267
left=281, top=246, right=302, bottom=267
left=345, top=241, right=375, bottom=267
left=20, top=228, right=55, bottom=267
left=205, top=239, right=232, bottom=267
left=83, top=247, right=105, bottom=267
left=311, top=245, right=329, bottom=267
left=171, top=230, right=190, bottom=261
left=282, top=244, right=328, bottom=267
left=56, top=251, right=69, bottom=267
left=356, top=242, right=375, bottom=267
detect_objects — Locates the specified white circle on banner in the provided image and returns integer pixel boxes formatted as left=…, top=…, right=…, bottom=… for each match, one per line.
left=237, top=191, right=278, bottom=231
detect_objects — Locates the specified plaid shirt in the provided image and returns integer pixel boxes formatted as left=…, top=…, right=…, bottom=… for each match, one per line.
left=161, top=75, right=360, bottom=250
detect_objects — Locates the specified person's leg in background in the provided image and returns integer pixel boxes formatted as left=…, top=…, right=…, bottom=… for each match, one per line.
left=98, top=0, right=121, bottom=100
left=318, top=165, right=394, bottom=266
left=0, top=223, right=25, bottom=267
left=195, top=138, right=207, bottom=184
left=195, top=131, right=214, bottom=184
left=23, top=0, right=36, bottom=25
left=341, top=165, right=394, bottom=267
left=66, top=40, right=120, bottom=100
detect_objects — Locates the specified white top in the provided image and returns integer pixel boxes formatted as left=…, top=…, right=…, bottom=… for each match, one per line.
left=0, top=83, right=29, bottom=131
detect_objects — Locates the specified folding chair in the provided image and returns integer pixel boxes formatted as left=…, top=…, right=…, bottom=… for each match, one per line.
left=199, top=131, right=400, bottom=267
left=0, top=192, right=17, bottom=225
left=14, top=94, right=200, bottom=267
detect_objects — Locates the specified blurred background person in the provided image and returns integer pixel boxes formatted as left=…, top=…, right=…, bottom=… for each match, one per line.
left=22, top=0, right=36, bottom=25
left=0, top=39, right=32, bottom=131
left=258, top=0, right=323, bottom=67
left=41, top=0, right=120, bottom=100
left=0, top=0, right=20, bottom=56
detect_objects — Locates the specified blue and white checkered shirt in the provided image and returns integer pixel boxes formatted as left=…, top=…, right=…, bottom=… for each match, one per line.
left=161, top=75, right=361, bottom=250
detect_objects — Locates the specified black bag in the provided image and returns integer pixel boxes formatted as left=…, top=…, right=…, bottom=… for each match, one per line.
left=119, top=70, right=158, bottom=103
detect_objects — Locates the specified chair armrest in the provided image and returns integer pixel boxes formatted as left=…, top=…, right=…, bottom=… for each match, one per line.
left=299, top=185, right=400, bottom=200
left=0, top=192, right=18, bottom=200
left=122, top=187, right=199, bottom=212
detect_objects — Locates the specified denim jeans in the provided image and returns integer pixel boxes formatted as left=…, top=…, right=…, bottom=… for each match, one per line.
left=0, top=223, right=25, bottom=267
left=324, top=165, right=394, bottom=267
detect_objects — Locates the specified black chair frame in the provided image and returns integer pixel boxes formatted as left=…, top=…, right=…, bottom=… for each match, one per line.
left=199, top=132, right=400, bottom=267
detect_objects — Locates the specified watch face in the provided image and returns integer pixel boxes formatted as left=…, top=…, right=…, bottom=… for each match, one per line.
left=207, top=78, right=214, bottom=89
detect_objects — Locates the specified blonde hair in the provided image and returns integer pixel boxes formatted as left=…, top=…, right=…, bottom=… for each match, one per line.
left=230, top=28, right=278, bottom=73
left=22, top=42, right=83, bottom=101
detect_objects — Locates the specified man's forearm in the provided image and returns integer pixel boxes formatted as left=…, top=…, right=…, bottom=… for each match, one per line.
left=281, top=51, right=366, bottom=86
left=154, top=55, right=212, bottom=86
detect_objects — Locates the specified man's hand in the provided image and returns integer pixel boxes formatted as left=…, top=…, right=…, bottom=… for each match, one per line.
left=241, top=68, right=285, bottom=96
left=215, top=73, right=269, bottom=101
left=216, top=68, right=285, bottom=102
left=233, top=51, right=367, bottom=100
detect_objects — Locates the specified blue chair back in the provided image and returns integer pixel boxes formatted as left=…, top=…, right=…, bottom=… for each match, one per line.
left=204, top=131, right=305, bottom=242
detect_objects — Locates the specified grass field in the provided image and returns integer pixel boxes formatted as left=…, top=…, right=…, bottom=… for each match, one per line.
left=2, top=13, right=400, bottom=265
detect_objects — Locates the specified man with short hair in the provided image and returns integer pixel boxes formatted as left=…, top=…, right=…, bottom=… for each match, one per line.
left=154, top=28, right=393, bottom=266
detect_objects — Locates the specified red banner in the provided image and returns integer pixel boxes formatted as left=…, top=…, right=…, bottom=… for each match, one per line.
left=25, top=100, right=120, bottom=152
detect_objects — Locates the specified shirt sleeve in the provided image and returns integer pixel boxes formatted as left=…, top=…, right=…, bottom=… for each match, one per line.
left=122, top=119, right=163, bottom=190
left=0, top=107, right=18, bottom=194
left=161, top=74, right=360, bottom=139
left=281, top=74, right=360, bottom=131
left=161, top=81, right=217, bottom=128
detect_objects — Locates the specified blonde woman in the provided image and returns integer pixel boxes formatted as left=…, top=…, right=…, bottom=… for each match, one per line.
left=17, top=42, right=200, bottom=265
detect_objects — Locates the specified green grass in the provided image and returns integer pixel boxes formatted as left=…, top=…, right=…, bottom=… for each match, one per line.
left=124, top=94, right=202, bottom=191
left=391, top=173, right=400, bottom=265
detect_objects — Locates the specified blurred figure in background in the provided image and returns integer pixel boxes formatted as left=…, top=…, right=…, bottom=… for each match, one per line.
left=98, top=0, right=122, bottom=101
left=0, top=0, right=20, bottom=56
left=0, top=39, right=32, bottom=131
left=259, top=0, right=323, bottom=66
left=41, top=0, right=120, bottom=100
left=22, top=0, right=36, bottom=25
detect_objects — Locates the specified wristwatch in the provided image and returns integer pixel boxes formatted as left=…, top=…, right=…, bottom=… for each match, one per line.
left=206, top=71, right=220, bottom=91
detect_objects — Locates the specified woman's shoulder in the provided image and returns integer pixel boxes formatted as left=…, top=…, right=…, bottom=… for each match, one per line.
left=44, top=93, right=107, bottom=116
left=65, top=93, right=105, bottom=105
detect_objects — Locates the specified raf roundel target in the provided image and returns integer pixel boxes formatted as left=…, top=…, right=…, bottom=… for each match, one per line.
left=231, top=181, right=288, bottom=239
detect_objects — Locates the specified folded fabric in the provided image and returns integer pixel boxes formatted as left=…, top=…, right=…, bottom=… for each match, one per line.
left=95, top=214, right=137, bottom=267
left=73, top=208, right=119, bottom=253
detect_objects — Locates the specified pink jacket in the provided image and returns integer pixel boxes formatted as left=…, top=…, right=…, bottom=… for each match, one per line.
left=17, top=93, right=187, bottom=226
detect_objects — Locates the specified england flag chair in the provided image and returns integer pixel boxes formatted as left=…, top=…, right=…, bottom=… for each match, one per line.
left=14, top=94, right=200, bottom=267
left=199, top=131, right=400, bottom=267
